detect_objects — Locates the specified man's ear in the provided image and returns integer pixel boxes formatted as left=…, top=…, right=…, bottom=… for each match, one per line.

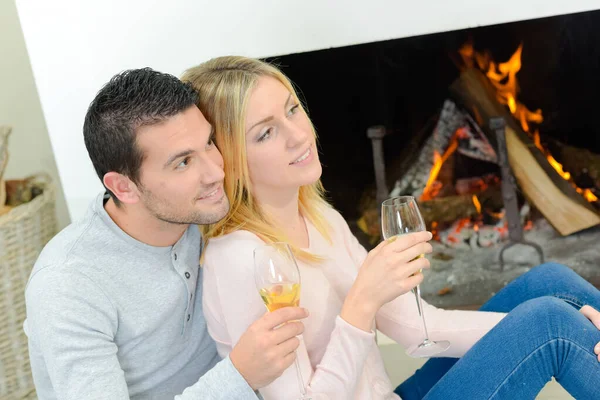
left=103, top=172, right=141, bottom=204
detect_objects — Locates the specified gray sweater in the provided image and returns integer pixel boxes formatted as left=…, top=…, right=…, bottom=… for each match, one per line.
left=24, top=193, right=258, bottom=399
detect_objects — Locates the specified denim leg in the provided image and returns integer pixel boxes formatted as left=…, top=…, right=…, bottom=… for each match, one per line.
left=423, top=297, right=600, bottom=400
left=393, top=358, right=459, bottom=400
left=395, top=263, right=600, bottom=399
left=480, top=262, right=600, bottom=312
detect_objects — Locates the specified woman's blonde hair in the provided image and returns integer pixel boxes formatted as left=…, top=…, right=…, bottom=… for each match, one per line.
left=181, top=56, right=331, bottom=262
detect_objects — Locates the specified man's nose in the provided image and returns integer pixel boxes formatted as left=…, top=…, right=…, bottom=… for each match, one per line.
left=200, top=152, right=225, bottom=184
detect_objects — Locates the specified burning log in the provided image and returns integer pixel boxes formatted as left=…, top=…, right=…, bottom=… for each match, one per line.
left=390, top=100, right=464, bottom=197
left=546, top=139, right=600, bottom=201
left=419, top=186, right=503, bottom=227
left=450, top=68, right=600, bottom=236
left=356, top=185, right=502, bottom=245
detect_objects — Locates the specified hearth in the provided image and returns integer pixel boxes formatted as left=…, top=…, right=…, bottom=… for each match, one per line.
left=263, top=9, right=600, bottom=307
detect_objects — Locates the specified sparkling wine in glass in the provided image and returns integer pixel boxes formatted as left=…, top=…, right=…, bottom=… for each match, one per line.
left=381, top=196, right=451, bottom=358
left=254, top=242, right=311, bottom=400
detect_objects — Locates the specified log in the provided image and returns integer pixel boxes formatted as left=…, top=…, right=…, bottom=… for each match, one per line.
left=390, top=100, right=465, bottom=197
left=450, top=69, right=600, bottom=235
left=419, top=186, right=503, bottom=227
left=356, top=186, right=502, bottom=244
left=546, top=138, right=600, bottom=194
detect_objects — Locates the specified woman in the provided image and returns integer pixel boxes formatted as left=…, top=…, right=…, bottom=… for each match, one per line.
left=181, top=57, right=600, bottom=399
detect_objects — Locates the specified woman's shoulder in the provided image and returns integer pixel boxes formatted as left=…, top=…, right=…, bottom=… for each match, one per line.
left=316, top=204, right=351, bottom=234
left=202, top=230, right=263, bottom=264
left=206, top=229, right=263, bottom=245
left=310, top=201, right=341, bottom=223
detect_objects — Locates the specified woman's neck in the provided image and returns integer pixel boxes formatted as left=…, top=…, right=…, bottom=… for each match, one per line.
left=257, top=187, right=308, bottom=248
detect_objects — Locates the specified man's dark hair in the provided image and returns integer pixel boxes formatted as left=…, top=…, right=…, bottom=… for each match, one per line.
left=83, top=67, right=199, bottom=205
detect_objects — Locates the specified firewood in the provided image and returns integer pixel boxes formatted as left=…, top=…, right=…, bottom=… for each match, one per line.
left=390, top=100, right=464, bottom=197
left=419, top=186, right=503, bottom=227
left=546, top=138, right=600, bottom=194
left=450, top=69, right=600, bottom=235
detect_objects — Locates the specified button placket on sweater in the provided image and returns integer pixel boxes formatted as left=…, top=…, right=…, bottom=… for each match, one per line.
left=172, top=245, right=195, bottom=331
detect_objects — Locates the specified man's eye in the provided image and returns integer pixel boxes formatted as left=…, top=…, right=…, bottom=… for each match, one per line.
left=176, top=157, right=190, bottom=169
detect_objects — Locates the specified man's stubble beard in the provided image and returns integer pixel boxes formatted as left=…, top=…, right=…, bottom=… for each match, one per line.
left=140, top=187, right=230, bottom=226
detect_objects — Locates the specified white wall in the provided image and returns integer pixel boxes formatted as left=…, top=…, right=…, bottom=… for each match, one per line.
left=15, top=0, right=600, bottom=220
left=1, top=0, right=70, bottom=229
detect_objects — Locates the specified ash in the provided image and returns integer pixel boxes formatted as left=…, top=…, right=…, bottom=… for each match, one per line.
left=421, top=218, right=600, bottom=308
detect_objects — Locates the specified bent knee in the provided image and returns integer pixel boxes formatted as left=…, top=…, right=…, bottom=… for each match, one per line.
left=527, top=262, right=575, bottom=280
left=511, top=296, right=574, bottom=323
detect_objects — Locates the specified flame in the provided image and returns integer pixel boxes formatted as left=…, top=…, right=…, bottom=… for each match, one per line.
left=488, top=210, right=506, bottom=220
left=422, top=151, right=442, bottom=200
left=546, top=155, right=571, bottom=180
left=461, top=42, right=597, bottom=205
left=578, top=188, right=598, bottom=202
left=460, top=43, right=543, bottom=134
left=421, top=134, right=459, bottom=201
left=431, top=221, right=440, bottom=240
left=454, top=218, right=471, bottom=233
left=472, top=195, right=481, bottom=214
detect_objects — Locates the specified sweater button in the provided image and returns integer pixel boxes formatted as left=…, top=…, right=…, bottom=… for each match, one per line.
left=185, top=272, right=191, bottom=279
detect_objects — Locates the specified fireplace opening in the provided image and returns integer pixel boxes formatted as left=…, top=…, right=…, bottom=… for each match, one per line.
left=263, top=9, right=600, bottom=307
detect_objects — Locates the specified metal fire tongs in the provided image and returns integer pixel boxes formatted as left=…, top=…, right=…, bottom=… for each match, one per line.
left=490, top=117, right=544, bottom=270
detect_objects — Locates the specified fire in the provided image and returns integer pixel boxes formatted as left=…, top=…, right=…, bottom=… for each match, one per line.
left=421, top=135, right=459, bottom=201
left=578, top=188, right=598, bottom=202
left=472, top=195, right=481, bottom=214
left=422, top=151, right=442, bottom=201
left=461, top=42, right=597, bottom=205
left=524, top=220, right=534, bottom=230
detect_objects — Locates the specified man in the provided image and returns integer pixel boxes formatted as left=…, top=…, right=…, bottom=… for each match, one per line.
left=24, top=68, right=308, bottom=399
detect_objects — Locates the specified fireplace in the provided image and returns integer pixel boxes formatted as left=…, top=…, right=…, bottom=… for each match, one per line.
left=263, top=9, right=600, bottom=308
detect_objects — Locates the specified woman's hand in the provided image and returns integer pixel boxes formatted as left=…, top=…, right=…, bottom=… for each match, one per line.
left=340, top=231, right=433, bottom=332
left=579, top=305, right=600, bottom=361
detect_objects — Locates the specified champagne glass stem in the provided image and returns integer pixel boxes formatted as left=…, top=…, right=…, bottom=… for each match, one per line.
left=293, top=349, right=311, bottom=399
left=294, top=352, right=305, bottom=394
left=413, top=285, right=431, bottom=341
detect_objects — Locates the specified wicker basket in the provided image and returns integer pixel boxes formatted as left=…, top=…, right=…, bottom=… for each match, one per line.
left=0, top=176, right=57, bottom=400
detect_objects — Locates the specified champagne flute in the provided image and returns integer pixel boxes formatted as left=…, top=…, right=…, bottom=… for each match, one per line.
left=254, top=242, right=311, bottom=400
left=381, top=196, right=450, bottom=358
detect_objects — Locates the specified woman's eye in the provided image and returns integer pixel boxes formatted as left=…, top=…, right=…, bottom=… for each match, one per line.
left=288, top=104, right=300, bottom=116
left=258, top=128, right=273, bottom=142
left=207, top=133, right=216, bottom=148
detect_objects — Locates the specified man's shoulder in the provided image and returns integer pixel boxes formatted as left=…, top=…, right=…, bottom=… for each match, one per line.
left=25, top=216, right=118, bottom=323
left=26, top=203, right=120, bottom=298
left=31, top=212, right=98, bottom=274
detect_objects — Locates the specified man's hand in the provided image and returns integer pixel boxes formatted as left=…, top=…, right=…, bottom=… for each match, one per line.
left=580, top=305, right=600, bottom=361
left=230, top=307, right=309, bottom=390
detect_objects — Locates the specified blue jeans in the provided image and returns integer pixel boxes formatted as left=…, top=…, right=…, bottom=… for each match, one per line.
left=394, top=263, right=600, bottom=399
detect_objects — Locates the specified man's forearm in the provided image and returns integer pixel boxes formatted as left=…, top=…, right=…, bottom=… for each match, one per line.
left=175, top=356, right=258, bottom=400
